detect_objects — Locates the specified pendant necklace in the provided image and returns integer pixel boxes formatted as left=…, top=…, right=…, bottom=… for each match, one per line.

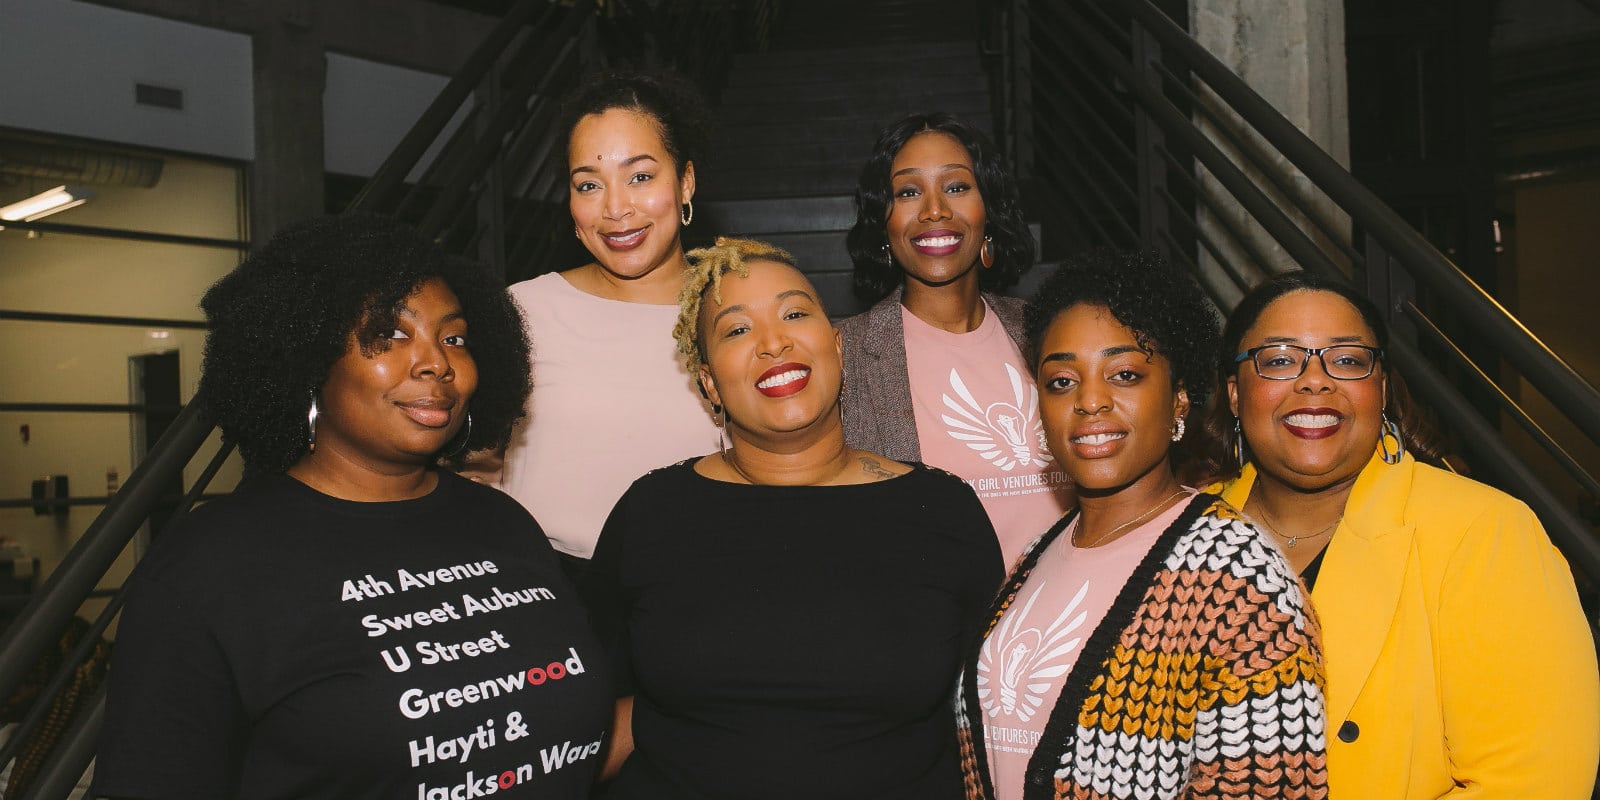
left=1251, top=500, right=1341, bottom=548
left=1073, top=489, right=1188, bottom=549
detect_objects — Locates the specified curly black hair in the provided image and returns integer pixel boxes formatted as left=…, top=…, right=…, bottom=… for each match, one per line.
left=1191, top=270, right=1450, bottom=483
left=198, top=213, right=531, bottom=475
left=846, top=112, right=1035, bottom=303
left=556, top=69, right=710, bottom=172
left=1024, top=249, right=1221, bottom=424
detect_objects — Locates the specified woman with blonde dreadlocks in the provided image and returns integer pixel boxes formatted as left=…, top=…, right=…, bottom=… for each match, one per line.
left=580, top=238, right=1003, bottom=799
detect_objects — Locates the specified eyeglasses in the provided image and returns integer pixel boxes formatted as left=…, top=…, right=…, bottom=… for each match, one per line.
left=1234, top=344, right=1383, bottom=381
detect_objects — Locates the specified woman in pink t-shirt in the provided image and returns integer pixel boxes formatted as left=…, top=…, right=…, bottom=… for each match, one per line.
left=839, top=112, right=1071, bottom=566
left=490, top=72, right=720, bottom=571
left=954, top=250, right=1328, bottom=799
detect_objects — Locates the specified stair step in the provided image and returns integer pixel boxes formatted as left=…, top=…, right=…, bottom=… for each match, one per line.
left=708, top=111, right=994, bottom=149
left=699, top=142, right=875, bottom=177
left=696, top=195, right=857, bottom=235
left=724, top=52, right=985, bottom=89
left=715, top=90, right=991, bottom=125
left=720, top=73, right=990, bottom=107
left=734, top=41, right=977, bottom=70
left=767, top=0, right=979, bottom=50
left=698, top=164, right=866, bottom=199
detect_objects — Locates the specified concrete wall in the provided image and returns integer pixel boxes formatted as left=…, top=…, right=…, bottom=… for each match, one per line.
left=1188, top=0, right=1352, bottom=306
left=0, top=0, right=255, bottom=159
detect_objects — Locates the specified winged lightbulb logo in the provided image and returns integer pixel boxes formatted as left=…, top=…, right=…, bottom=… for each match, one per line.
left=976, top=580, right=1089, bottom=722
left=942, top=364, right=1052, bottom=471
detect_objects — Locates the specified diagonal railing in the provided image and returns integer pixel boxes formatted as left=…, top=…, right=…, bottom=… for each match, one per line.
left=989, top=0, right=1600, bottom=604
left=0, top=0, right=770, bottom=795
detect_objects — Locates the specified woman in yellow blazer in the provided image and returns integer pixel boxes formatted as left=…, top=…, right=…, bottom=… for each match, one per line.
left=1206, top=272, right=1598, bottom=798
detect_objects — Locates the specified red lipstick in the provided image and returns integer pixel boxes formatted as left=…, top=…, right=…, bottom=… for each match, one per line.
left=755, top=363, right=810, bottom=398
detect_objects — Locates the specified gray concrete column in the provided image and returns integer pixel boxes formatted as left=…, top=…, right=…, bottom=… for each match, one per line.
left=1190, top=0, right=1351, bottom=306
left=249, top=16, right=327, bottom=246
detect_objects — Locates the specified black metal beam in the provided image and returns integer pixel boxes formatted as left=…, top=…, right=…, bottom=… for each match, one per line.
left=1113, top=0, right=1600, bottom=448
left=0, top=218, right=247, bottom=250
left=0, top=309, right=207, bottom=329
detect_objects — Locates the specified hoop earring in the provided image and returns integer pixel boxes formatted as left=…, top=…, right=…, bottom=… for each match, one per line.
left=980, top=234, right=994, bottom=269
left=1379, top=412, right=1405, bottom=465
left=307, top=393, right=319, bottom=452
left=1232, top=417, right=1244, bottom=470
left=1171, top=417, right=1185, bottom=443
left=681, top=200, right=694, bottom=227
left=443, top=412, right=473, bottom=459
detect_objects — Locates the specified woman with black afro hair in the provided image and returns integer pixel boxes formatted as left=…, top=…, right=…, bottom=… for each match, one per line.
left=92, top=213, right=612, bottom=800
left=953, top=250, right=1330, bottom=800
left=839, top=112, right=1068, bottom=567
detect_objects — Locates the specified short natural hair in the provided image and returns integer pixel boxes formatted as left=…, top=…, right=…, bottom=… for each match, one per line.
left=673, top=236, right=798, bottom=376
left=846, top=112, right=1035, bottom=303
left=1025, top=248, right=1221, bottom=433
left=198, top=213, right=531, bottom=475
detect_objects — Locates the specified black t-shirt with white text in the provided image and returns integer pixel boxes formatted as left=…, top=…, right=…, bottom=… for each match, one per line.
left=93, top=471, right=611, bottom=800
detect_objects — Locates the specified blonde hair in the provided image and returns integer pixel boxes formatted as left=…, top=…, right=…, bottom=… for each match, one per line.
left=673, top=236, right=798, bottom=375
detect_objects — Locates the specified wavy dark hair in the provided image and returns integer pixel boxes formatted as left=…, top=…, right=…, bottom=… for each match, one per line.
left=556, top=69, right=710, bottom=173
left=846, top=112, right=1035, bottom=303
left=198, top=213, right=531, bottom=475
left=1025, top=250, right=1222, bottom=474
left=1191, top=271, right=1450, bottom=484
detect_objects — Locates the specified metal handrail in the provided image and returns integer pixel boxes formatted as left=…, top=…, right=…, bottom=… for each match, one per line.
left=346, top=0, right=559, bottom=214
left=996, top=0, right=1600, bottom=577
left=1112, top=0, right=1600, bottom=448
left=0, top=1, right=759, bottom=794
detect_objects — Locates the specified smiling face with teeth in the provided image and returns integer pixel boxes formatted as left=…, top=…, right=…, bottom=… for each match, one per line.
left=884, top=131, right=988, bottom=296
left=1228, top=290, right=1387, bottom=492
left=1035, top=303, right=1189, bottom=498
left=567, top=108, right=695, bottom=290
left=697, top=258, right=844, bottom=447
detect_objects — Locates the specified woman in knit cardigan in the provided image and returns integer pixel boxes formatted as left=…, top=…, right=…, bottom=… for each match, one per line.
left=954, top=250, right=1329, bottom=800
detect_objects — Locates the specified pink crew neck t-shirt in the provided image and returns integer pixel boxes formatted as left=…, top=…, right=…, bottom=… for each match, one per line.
left=500, top=272, right=720, bottom=558
left=974, top=493, right=1193, bottom=799
left=902, top=304, right=1072, bottom=565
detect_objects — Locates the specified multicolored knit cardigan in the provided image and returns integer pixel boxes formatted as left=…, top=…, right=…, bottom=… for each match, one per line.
left=955, top=493, right=1329, bottom=799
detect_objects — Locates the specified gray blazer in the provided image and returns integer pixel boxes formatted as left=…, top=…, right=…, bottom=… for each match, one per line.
left=837, top=287, right=1030, bottom=463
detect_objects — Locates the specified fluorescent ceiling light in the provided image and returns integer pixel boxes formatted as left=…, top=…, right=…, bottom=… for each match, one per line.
left=0, top=185, right=94, bottom=222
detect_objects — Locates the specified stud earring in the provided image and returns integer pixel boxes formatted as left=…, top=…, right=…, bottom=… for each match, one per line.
left=306, top=393, right=320, bottom=452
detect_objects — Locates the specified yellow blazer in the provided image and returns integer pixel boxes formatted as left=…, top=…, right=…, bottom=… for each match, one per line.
left=1218, top=449, right=1599, bottom=798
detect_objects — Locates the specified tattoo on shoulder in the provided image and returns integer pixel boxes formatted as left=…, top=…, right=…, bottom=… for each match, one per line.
left=858, top=456, right=897, bottom=480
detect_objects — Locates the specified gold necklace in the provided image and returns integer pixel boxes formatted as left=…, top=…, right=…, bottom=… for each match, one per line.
left=1073, top=489, right=1188, bottom=549
left=1251, top=500, right=1341, bottom=548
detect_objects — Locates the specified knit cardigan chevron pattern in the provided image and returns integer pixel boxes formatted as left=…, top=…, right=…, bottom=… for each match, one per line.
left=955, top=494, right=1329, bottom=800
